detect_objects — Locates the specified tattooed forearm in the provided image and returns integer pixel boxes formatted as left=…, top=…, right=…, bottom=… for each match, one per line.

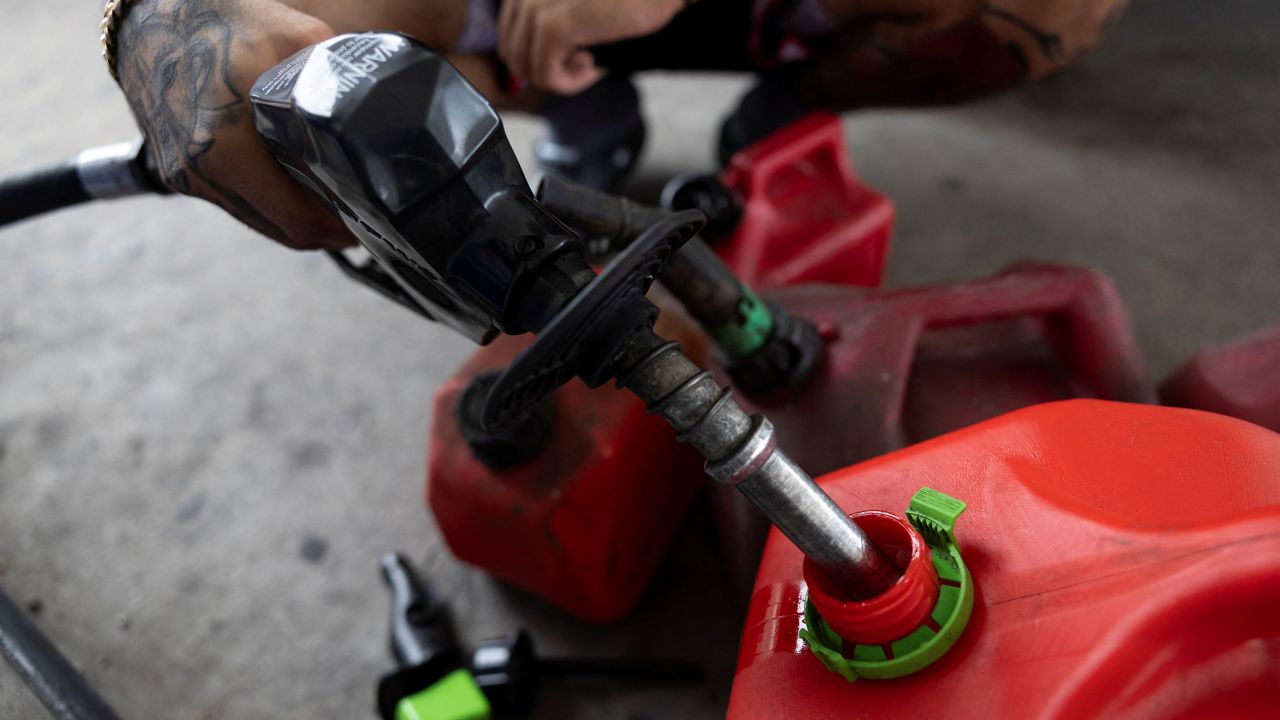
left=117, top=0, right=288, bottom=240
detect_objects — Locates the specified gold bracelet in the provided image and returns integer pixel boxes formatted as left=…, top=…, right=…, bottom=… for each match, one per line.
left=101, top=0, right=141, bottom=83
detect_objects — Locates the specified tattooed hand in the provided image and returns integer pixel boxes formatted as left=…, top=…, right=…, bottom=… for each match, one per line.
left=116, top=0, right=353, bottom=250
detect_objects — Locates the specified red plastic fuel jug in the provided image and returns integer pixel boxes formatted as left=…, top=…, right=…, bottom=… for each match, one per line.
left=426, top=300, right=708, bottom=621
left=716, top=112, right=894, bottom=290
left=712, top=263, right=1154, bottom=593
left=1160, top=321, right=1280, bottom=433
left=730, top=400, right=1280, bottom=719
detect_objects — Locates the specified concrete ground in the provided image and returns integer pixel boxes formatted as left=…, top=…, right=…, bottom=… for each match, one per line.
left=2, top=1, right=1277, bottom=718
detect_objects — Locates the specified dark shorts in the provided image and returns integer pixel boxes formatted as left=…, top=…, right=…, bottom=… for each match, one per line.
left=591, top=0, right=786, bottom=73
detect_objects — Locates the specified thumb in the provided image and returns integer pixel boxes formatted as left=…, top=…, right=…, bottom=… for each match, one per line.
left=549, top=49, right=604, bottom=94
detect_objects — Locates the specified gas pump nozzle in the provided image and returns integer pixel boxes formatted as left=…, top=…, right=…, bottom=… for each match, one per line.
left=249, top=32, right=900, bottom=600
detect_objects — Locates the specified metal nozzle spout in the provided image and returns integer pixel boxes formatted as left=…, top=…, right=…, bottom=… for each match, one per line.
left=613, top=332, right=901, bottom=600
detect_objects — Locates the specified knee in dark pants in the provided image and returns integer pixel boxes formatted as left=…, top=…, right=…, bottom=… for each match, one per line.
left=718, top=75, right=812, bottom=166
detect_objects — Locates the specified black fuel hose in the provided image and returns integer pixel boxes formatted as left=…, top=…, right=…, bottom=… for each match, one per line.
left=0, top=139, right=164, bottom=230
left=0, top=585, right=123, bottom=720
left=537, top=175, right=772, bottom=358
left=0, top=160, right=90, bottom=228
left=536, top=175, right=824, bottom=396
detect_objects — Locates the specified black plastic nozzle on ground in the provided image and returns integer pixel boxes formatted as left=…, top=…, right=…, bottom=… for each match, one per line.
left=469, top=631, right=540, bottom=719
left=375, top=554, right=463, bottom=720
left=374, top=554, right=706, bottom=720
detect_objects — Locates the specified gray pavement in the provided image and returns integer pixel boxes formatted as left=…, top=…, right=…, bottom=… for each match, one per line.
left=2, top=1, right=1278, bottom=718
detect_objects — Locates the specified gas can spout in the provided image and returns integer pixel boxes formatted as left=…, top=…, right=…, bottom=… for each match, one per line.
left=612, top=330, right=902, bottom=600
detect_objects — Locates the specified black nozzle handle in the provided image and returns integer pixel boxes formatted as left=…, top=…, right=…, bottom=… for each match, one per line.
left=326, top=251, right=435, bottom=321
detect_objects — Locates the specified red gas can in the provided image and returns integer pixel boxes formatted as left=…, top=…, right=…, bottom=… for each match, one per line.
left=426, top=302, right=708, bottom=621
left=717, top=112, right=894, bottom=290
left=713, top=263, right=1154, bottom=592
left=1160, top=322, right=1280, bottom=433
left=731, top=400, right=1280, bottom=719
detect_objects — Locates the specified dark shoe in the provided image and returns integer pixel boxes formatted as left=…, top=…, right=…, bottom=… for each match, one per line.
left=535, top=74, right=646, bottom=193
left=717, top=76, right=811, bottom=166
left=533, top=119, right=646, bottom=194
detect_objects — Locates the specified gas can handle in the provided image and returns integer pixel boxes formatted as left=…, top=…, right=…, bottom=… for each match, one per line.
left=722, top=112, right=850, bottom=198
left=908, top=263, right=1153, bottom=403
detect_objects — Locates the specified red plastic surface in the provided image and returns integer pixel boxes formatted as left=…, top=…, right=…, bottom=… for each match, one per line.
left=749, top=262, right=1151, bottom=466
left=713, top=263, right=1154, bottom=591
left=730, top=400, right=1280, bottom=719
left=426, top=304, right=708, bottom=621
left=1161, top=322, right=1280, bottom=433
left=804, top=512, right=938, bottom=646
left=719, top=112, right=894, bottom=290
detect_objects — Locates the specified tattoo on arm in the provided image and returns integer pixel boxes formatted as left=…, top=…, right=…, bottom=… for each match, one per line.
left=117, top=0, right=288, bottom=240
